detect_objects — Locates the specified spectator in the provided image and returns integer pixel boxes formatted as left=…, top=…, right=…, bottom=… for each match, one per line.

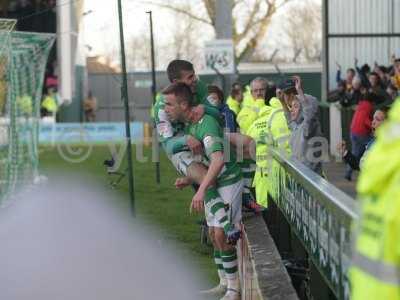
left=226, top=82, right=243, bottom=116
left=83, top=91, right=97, bottom=122
left=347, top=76, right=363, bottom=106
left=41, top=87, right=58, bottom=118
left=345, top=83, right=374, bottom=180
left=373, top=63, right=389, bottom=87
left=391, top=55, right=400, bottom=89
left=386, top=83, right=399, bottom=104
left=327, top=80, right=353, bottom=107
left=336, top=62, right=355, bottom=92
left=236, top=77, right=267, bottom=134
left=207, top=85, right=237, bottom=132
left=264, top=82, right=277, bottom=106
left=279, top=76, right=325, bottom=175
left=368, top=72, right=388, bottom=105
left=338, top=107, right=388, bottom=171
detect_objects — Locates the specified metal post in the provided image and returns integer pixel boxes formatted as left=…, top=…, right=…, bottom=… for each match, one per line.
left=117, top=0, right=136, bottom=216
left=322, top=0, right=329, bottom=100
left=215, top=0, right=234, bottom=95
left=147, top=10, right=160, bottom=184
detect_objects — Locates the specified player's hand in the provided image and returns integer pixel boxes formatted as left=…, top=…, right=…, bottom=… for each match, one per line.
left=335, top=61, right=341, bottom=70
left=175, top=177, right=192, bottom=190
left=190, top=190, right=205, bottom=213
left=187, top=135, right=203, bottom=155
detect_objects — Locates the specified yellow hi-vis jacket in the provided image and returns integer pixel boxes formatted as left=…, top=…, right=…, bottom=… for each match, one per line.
left=350, top=98, right=400, bottom=300
left=17, top=94, right=33, bottom=116
left=266, top=98, right=291, bottom=201
left=226, top=96, right=241, bottom=115
left=242, top=85, right=253, bottom=108
left=247, top=105, right=273, bottom=207
left=41, top=94, right=57, bottom=113
left=236, top=98, right=265, bottom=135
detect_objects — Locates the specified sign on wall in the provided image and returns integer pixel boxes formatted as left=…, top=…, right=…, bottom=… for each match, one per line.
left=203, top=39, right=235, bottom=74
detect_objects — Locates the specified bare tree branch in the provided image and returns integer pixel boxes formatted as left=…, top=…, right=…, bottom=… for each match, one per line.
left=202, top=0, right=216, bottom=26
left=138, top=0, right=212, bottom=25
left=237, top=1, right=277, bottom=61
left=276, top=0, right=293, bottom=10
left=140, top=0, right=299, bottom=63
left=234, top=0, right=262, bottom=43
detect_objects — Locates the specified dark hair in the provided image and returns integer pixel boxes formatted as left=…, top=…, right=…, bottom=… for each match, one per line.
left=378, top=106, right=390, bottom=116
left=377, top=65, right=388, bottom=73
left=231, top=82, right=242, bottom=90
left=230, top=82, right=242, bottom=97
left=347, top=68, right=356, bottom=75
left=337, top=80, right=346, bottom=88
left=265, top=83, right=277, bottom=104
left=161, top=82, right=194, bottom=106
left=361, top=64, right=371, bottom=74
left=166, top=59, right=194, bottom=82
left=207, top=85, right=224, bottom=102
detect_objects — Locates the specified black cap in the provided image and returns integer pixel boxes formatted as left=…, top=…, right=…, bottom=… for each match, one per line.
left=278, top=79, right=296, bottom=93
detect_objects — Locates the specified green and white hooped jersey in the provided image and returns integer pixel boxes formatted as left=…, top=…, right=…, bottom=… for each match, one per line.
left=186, top=114, right=242, bottom=187
left=152, top=80, right=219, bottom=155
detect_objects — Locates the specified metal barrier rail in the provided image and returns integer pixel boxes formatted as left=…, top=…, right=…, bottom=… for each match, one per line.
left=269, top=148, right=359, bottom=300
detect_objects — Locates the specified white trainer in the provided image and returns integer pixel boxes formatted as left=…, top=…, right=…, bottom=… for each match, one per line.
left=199, top=284, right=227, bottom=296
left=219, top=288, right=240, bottom=300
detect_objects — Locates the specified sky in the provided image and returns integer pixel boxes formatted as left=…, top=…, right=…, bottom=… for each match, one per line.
left=82, top=0, right=183, bottom=57
left=81, top=0, right=321, bottom=68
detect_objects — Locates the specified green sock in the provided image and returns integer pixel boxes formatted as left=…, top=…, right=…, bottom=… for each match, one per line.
left=214, top=249, right=227, bottom=286
left=221, top=249, right=239, bottom=290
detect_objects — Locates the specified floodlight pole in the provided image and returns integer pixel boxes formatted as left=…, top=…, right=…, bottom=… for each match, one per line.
left=117, top=0, right=135, bottom=216
left=147, top=10, right=160, bottom=184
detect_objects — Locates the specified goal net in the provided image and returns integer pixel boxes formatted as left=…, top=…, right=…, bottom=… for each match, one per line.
left=0, top=21, right=55, bottom=204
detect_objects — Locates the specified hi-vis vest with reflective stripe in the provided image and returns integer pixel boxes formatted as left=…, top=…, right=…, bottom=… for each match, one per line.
left=247, top=105, right=273, bottom=207
left=350, top=99, right=400, bottom=300
left=236, top=98, right=265, bottom=135
left=226, top=96, right=241, bottom=115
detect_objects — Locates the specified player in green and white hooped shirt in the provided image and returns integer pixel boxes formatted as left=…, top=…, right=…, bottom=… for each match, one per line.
left=154, top=60, right=238, bottom=242
left=163, top=83, right=242, bottom=300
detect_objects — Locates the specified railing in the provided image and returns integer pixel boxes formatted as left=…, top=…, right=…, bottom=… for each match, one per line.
left=269, top=148, right=359, bottom=300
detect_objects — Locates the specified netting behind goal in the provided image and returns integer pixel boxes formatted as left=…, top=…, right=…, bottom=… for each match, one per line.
left=0, top=22, right=55, bottom=204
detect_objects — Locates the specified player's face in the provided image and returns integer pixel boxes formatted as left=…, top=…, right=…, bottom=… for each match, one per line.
left=176, top=70, right=197, bottom=93
left=164, top=94, right=183, bottom=122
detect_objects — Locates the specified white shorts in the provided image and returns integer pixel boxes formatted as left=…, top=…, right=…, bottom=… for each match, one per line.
left=169, top=151, right=207, bottom=176
left=206, top=179, right=244, bottom=228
